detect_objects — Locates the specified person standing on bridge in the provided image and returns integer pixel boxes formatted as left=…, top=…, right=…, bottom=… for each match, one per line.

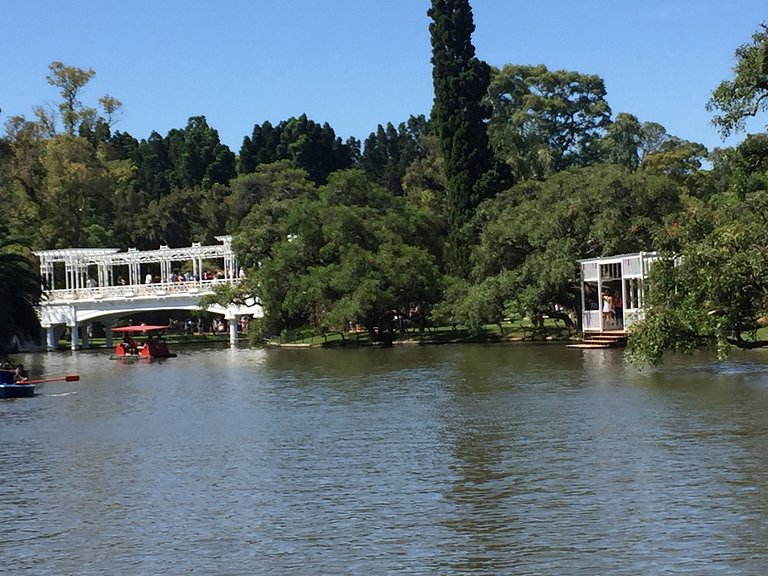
left=145, top=273, right=153, bottom=284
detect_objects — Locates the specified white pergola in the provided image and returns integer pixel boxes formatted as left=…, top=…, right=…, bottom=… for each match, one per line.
left=578, top=251, right=659, bottom=333
left=32, top=236, right=262, bottom=352
left=35, top=236, right=237, bottom=292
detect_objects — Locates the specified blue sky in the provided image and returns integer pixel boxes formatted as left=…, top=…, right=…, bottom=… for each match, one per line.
left=2, top=1, right=764, bottom=153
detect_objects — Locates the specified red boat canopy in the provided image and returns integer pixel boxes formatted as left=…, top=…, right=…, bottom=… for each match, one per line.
left=112, top=325, right=169, bottom=333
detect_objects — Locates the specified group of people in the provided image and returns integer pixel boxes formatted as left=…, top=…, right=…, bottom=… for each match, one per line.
left=0, top=361, right=30, bottom=384
left=78, top=268, right=240, bottom=290
left=140, top=269, right=230, bottom=285
left=120, top=336, right=141, bottom=355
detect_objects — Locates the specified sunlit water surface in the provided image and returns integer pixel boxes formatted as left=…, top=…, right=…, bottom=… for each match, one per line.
left=3, top=343, right=768, bottom=574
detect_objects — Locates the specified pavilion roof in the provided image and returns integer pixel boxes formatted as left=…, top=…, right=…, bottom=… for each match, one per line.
left=34, top=238, right=234, bottom=267
left=33, top=248, right=120, bottom=265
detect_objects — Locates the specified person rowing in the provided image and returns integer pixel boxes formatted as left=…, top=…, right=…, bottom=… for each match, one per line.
left=14, top=363, right=30, bottom=384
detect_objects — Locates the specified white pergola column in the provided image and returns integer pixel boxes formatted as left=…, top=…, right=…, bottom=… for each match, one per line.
left=104, top=320, right=114, bottom=349
left=597, top=266, right=604, bottom=332
left=229, top=317, right=239, bottom=346
left=579, top=274, right=586, bottom=331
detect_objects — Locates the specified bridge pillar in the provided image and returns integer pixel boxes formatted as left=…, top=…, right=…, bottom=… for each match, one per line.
left=70, top=324, right=80, bottom=351
left=229, top=317, right=239, bottom=346
left=81, top=324, right=90, bottom=349
left=104, top=320, right=114, bottom=349
left=46, top=326, right=56, bottom=352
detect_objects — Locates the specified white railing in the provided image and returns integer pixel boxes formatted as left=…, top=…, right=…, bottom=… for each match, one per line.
left=46, top=279, right=238, bottom=302
left=582, top=310, right=601, bottom=331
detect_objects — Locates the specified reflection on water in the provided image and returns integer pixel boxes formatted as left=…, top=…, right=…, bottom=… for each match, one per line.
left=2, top=344, right=768, bottom=574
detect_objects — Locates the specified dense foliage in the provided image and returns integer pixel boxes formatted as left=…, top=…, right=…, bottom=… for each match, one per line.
left=2, top=14, right=767, bottom=359
left=234, top=169, right=441, bottom=340
left=0, top=247, right=43, bottom=353
left=707, top=24, right=768, bottom=137
left=428, top=0, right=506, bottom=276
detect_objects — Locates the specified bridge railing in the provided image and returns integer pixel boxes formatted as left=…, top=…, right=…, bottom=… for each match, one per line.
left=46, top=279, right=238, bottom=303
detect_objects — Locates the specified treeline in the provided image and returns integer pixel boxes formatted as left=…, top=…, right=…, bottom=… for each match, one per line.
left=2, top=5, right=767, bottom=361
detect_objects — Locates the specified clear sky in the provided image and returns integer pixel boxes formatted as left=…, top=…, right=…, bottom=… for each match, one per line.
left=2, top=1, right=765, bottom=153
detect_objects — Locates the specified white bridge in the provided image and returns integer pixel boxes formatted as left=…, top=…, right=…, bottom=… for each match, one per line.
left=35, top=236, right=262, bottom=351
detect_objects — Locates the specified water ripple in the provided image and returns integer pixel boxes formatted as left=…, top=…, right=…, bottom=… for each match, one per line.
left=1, top=345, right=768, bottom=574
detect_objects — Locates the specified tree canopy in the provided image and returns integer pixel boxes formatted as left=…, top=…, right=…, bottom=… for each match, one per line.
left=487, top=64, right=612, bottom=179
left=239, top=114, right=357, bottom=185
left=628, top=142, right=768, bottom=364
left=234, top=169, right=441, bottom=340
left=708, top=24, right=768, bottom=137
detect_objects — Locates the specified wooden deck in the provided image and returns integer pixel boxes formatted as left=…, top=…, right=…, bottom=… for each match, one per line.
left=567, top=332, right=627, bottom=349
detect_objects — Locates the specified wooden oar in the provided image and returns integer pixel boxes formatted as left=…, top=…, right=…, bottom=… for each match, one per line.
left=22, top=374, right=80, bottom=385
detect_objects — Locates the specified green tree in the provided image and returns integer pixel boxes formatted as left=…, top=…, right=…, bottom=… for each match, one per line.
left=235, top=169, right=441, bottom=339
left=600, top=116, right=708, bottom=182
left=428, top=0, right=502, bottom=276
left=600, top=113, right=643, bottom=170
left=628, top=190, right=768, bottom=364
left=400, top=133, right=449, bottom=265
left=40, top=135, right=116, bottom=247
left=722, top=133, right=768, bottom=197
left=45, top=61, right=122, bottom=137
left=2, top=62, right=127, bottom=249
left=133, top=132, right=173, bottom=203
left=487, top=64, right=612, bottom=179
left=707, top=24, right=768, bottom=137
left=46, top=61, right=96, bottom=135
left=238, top=115, right=356, bottom=184
left=2, top=115, right=47, bottom=205
left=642, top=137, right=708, bottom=181
left=359, top=115, right=430, bottom=195
left=239, top=120, right=279, bottom=173
left=232, top=163, right=320, bottom=280
left=228, top=160, right=316, bottom=230
left=166, top=116, right=236, bottom=189
left=275, top=115, right=355, bottom=185
left=0, top=248, right=43, bottom=353
left=138, top=186, right=206, bottom=248
left=626, top=24, right=768, bottom=364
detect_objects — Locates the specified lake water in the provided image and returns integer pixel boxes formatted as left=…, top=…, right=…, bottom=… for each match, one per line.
left=2, top=343, right=768, bottom=575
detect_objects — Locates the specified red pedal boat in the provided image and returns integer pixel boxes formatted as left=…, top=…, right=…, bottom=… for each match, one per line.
left=111, top=325, right=177, bottom=359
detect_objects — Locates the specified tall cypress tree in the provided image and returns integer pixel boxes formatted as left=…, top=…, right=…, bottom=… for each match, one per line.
left=428, top=0, right=498, bottom=276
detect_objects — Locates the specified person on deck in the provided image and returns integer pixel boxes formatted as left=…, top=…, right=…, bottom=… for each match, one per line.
left=613, top=292, right=623, bottom=327
left=602, top=294, right=614, bottom=326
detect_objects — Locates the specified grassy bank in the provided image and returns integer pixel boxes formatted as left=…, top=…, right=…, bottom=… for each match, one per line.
left=271, top=318, right=576, bottom=347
